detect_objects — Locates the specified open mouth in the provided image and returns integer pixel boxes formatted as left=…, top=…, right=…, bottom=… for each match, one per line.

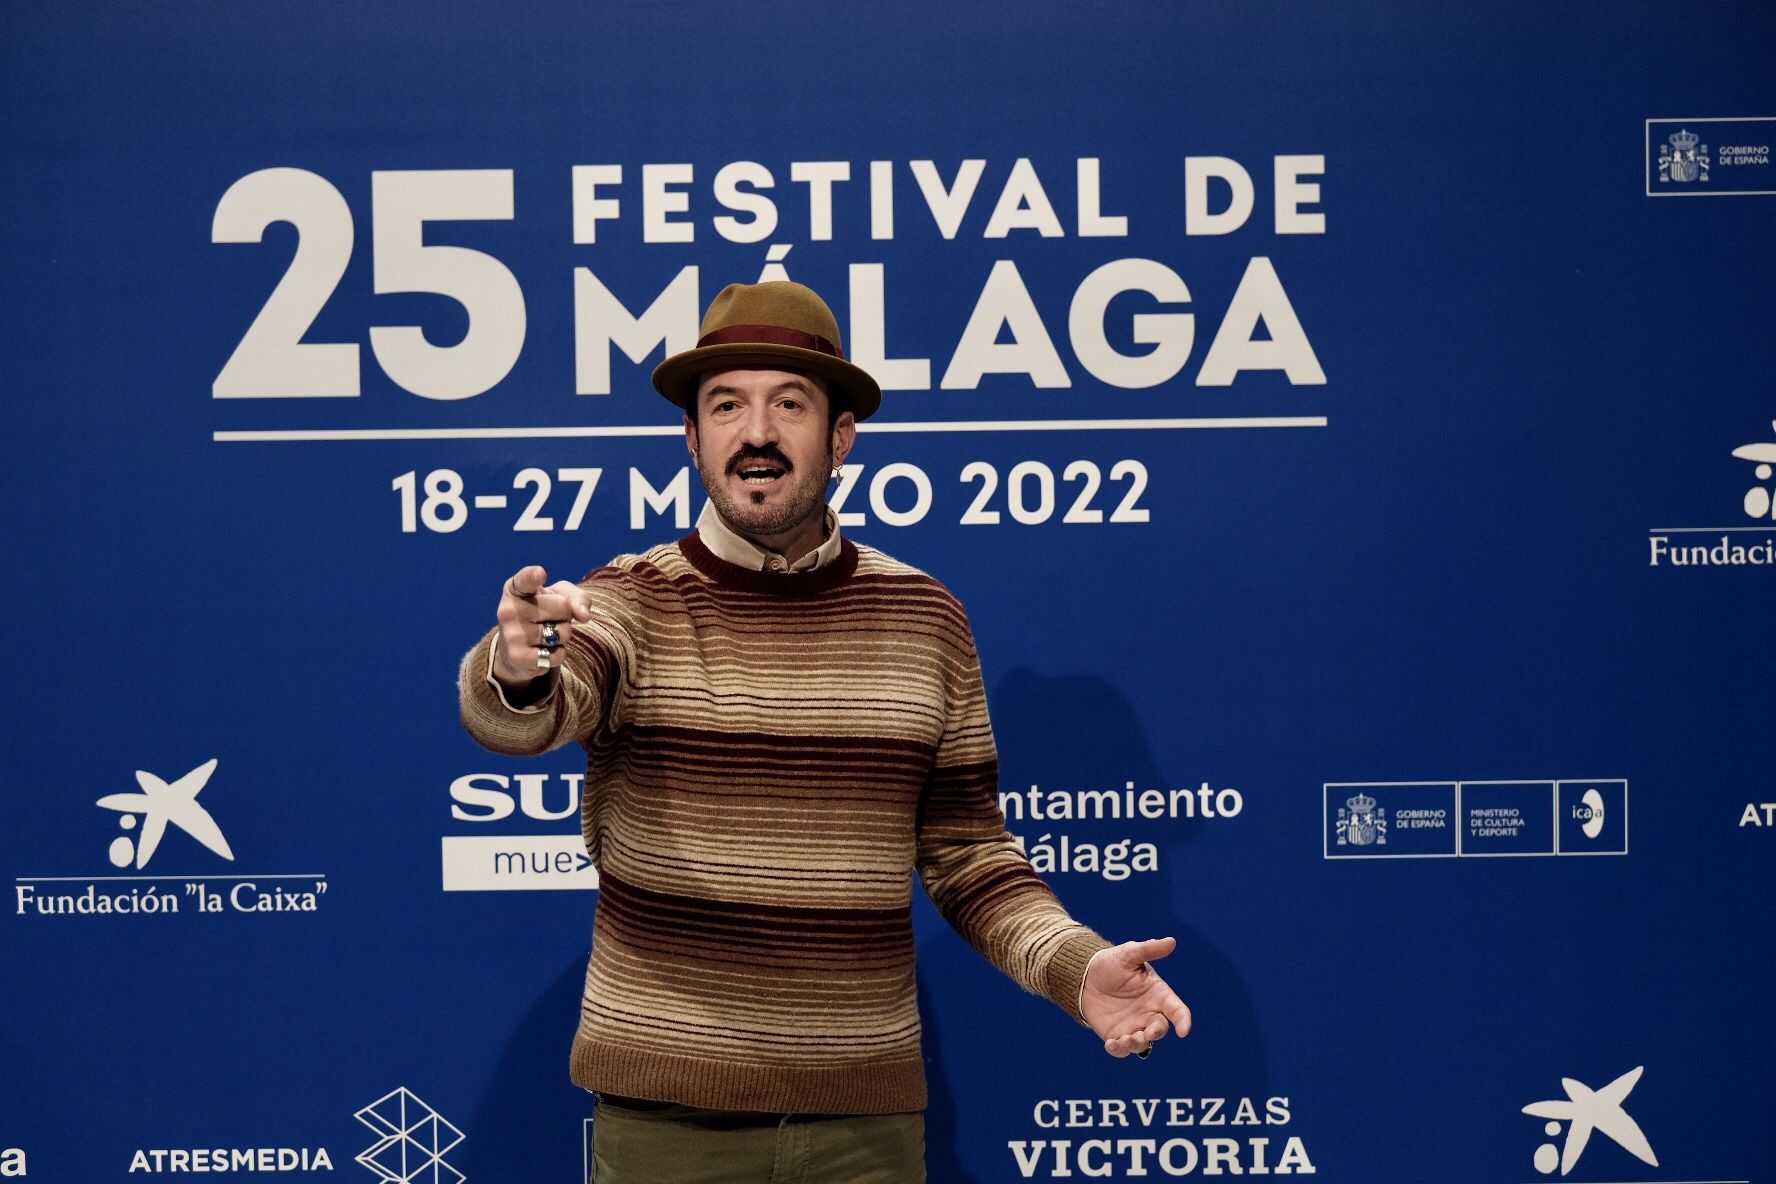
left=728, top=449, right=793, bottom=487
left=737, top=464, right=787, bottom=485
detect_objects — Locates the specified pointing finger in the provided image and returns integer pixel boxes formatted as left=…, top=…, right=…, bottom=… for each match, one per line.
left=507, top=566, right=548, bottom=599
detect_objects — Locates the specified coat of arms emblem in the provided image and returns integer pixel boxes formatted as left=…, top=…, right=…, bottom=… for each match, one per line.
left=1657, top=128, right=1711, bottom=183
left=1336, top=793, right=1386, bottom=847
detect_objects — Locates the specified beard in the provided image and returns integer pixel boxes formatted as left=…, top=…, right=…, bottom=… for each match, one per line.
left=697, top=439, right=834, bottom=541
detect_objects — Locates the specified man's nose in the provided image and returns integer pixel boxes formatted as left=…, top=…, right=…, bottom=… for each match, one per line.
left=738, top=404, right=778, bottom=446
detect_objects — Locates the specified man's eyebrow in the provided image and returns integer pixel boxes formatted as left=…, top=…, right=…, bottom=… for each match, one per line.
left=698, top=379, right=818, bottom=403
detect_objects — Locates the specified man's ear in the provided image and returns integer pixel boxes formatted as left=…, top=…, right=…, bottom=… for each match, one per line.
left=684, top=412, right=699, bottom=460
left=831, top=409, right=857, bottom=467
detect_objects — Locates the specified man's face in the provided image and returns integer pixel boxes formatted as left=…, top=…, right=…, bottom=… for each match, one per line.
left=685, top=368, right=856, bottom=545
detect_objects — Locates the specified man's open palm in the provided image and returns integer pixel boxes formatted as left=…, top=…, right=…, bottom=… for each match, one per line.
left=1080, top=937, right=1193, bottom=1058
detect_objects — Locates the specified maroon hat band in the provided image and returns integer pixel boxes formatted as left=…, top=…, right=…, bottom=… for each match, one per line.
left=696, top=323, right=845, bottom=359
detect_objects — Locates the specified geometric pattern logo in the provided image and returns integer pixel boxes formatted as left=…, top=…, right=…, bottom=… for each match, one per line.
left=355, top=1087, right=466, bottom=1184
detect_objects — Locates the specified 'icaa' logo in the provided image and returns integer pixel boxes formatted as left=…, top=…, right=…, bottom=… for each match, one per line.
left=1571, top=788, right=1606, bottom=840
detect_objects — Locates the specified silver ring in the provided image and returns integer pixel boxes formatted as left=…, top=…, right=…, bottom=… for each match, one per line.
left=1135, top=1047, right=1151, bottom=1060
left=535, top=647, right=552, bottom=671
left=541, top=622, right=561, bottom=648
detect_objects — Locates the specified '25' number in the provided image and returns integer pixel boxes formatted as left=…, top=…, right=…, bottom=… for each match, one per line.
left=212, top=168, right=525, bottom=400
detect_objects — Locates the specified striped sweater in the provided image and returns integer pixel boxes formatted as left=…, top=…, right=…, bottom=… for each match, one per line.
left=458, top=530, right=1108, bottom=1114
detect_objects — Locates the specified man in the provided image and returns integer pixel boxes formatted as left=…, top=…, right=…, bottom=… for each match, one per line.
left=459, top=281, right=1190, bottom=1182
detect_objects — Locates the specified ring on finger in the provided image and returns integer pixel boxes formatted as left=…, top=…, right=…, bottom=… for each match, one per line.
left=535, top=646, right=553, bottom=671
left=1135, top=1046, right=1151, bottom=1060
left=541, top=622, right=561, bottom=648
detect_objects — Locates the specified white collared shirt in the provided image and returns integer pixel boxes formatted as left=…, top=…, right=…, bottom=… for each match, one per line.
left=695, top=500, right=842, bottom=573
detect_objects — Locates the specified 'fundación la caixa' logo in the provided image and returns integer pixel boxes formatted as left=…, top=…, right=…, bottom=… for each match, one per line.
left=1647, top=418, right=1776, bottom=569
left=1515, top=1063, right=1746, bottom=1182
left=1522, top=1066, right=1657, bottom=1177
left=13, top=757, right=329, bottom=918
left=1646, top=116, right=1775, bottom=195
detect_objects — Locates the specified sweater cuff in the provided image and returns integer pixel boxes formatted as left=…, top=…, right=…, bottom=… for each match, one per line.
left=1044, top=931, right=1114, bottom=1027
left=483, top=634, right=557, bottom=713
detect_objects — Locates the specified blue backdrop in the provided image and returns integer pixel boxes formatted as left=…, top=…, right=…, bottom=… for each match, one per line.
left=4, top=3, right=1773, bottom=1182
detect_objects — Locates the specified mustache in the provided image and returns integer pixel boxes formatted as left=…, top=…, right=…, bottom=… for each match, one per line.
left=725, top=445, right=793, bottom=475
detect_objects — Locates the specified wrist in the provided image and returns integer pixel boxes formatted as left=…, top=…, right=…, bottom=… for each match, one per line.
left=498, top=671, right=555, bottom=707
left=484, top=634, right=557, bottom=711
left=1078, top=948, right=1111, bottom=1017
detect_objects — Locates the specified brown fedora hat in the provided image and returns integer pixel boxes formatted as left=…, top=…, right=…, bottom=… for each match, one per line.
left=652, top=281, right=882, bottom=421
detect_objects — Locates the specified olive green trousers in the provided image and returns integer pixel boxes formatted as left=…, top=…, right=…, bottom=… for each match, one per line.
left=590, top=1097, right=925, bottom=1183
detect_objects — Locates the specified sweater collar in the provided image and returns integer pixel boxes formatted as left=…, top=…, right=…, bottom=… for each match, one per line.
left=695, top=500, right=844, bottom=573
left=680, top=528, right=859, bottom=595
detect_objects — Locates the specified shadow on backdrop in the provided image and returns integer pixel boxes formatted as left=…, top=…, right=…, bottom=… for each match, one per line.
left=461, top=954, right=594, bottom=1184
left=918, top=964, right=981, bottom=1184
left=992, top=666, right=1271, bottom=1094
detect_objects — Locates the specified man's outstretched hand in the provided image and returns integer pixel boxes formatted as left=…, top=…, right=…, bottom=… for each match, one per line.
left=1080, top=937, right=1192, bottom=1059
left=492, top=565, right=594, bottom=688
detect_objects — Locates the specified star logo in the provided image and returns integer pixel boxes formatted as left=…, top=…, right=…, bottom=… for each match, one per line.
left=1733, top=419, right=1776, bottom=520
left=1522, top=1065, right=1658, bottom=1176
left=95, top=758, right=234, bottom=869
